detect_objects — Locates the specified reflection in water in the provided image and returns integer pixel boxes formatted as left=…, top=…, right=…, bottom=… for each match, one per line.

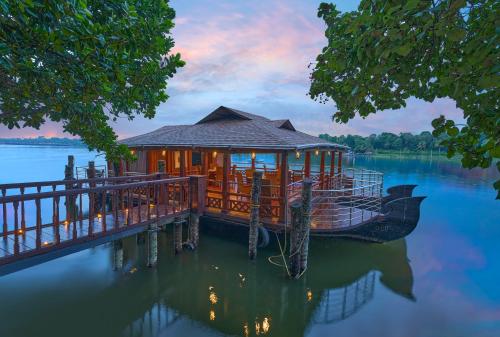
left=313, top=272, right=375, bottom=324
left=108, top=234, right=414, bottom=337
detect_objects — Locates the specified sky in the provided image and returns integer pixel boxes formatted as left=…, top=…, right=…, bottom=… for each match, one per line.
left=0, top=0, right=464, bottom=140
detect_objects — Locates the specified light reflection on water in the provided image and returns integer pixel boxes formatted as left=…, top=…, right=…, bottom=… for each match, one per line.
left=0, top=146, right=499, bottom=337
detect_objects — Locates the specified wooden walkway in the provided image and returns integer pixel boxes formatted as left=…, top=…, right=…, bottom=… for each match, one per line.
left=0, top=175, right=192, bottom=275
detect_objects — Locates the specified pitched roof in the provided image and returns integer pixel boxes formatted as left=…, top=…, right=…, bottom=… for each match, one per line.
left=120, top=106, right=347, bottom=151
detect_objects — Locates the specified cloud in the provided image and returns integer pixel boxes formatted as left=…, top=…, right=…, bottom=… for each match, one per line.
left=0, top=0, right=465, bottom=140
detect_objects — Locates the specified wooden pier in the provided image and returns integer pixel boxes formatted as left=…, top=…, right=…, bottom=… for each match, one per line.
left=0, top=174, right=202, bottom=275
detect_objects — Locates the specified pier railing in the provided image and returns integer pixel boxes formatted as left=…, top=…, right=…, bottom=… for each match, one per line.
left=0, top=176, right=190, bottom=264
left=310, top=168, right=384, bottom=230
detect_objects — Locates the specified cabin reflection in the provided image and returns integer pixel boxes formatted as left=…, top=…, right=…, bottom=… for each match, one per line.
left=313, top=272, right=375, bottom=325
left=116, top=237, right=414, bottom=337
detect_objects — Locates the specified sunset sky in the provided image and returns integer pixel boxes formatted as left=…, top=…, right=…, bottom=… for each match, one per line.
left=0, top=0, right=464, bottom=139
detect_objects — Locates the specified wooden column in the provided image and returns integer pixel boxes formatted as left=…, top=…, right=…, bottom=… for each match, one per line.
left=329, top=151, right=336, bottom=188
left=113, top=239, right=123, bottom=270
left=279, top=151, right=288, bottom=222
left=147, top=224, right=158, bottom=267
left=330, top=151, right=336, bottom=176
left=222, top=152, right=230, bottom=213
left=251, top=153, right=256, bottom=170
left=304, top=151, right=311, bottom=178
left=319, top=151, right=326, bottom=188
left=202, top=151, right=209, bottom=175
left=180, top=150, right=186, bottom=177
left=338, top=151, right=343, bottom=174
left=189, top=175, right=207, bottom=249
left=249, top=171, right=263, bottom=260
left=299, top=178, right=313, bottom=275
left=289, top=202, right=302, bottom=278
left=174, top=218, right=183, bottom=254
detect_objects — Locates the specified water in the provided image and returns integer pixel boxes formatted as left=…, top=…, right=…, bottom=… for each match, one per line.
left=0, top=146, right=498, bottom=337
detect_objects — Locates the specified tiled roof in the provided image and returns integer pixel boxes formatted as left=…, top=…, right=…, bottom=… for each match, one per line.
left=120, top=106, right=347, bottom=151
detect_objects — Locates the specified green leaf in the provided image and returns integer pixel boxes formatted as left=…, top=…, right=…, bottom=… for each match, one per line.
left=395, top=44, right=411, bottom=57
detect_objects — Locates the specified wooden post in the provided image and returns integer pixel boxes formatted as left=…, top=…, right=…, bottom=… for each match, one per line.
left=319, top=151, right=326, bottom=188
left=180, top=150, right=186, bottom=177
left=189, top=175, right=206, bottom=249
left=279, top=151, right=288, bottom=222
left=174, top=218, right=183, bottom=254
left=87, top=161, right=96, bottom=235
left=338, top=151, right=343, bottom=174
left=202, top=152, right=209, bottom=175
left=300, top=179, right=313, bottom=274
left=249, top=171, right=263, bottom=260
left=329, top=151, right=336, bottom=189
left=113, top=239, right=123, bottom=270
left=304, top=152, right=311, bottom=178
left=289, top=202, right=302, bottom=278
left=147, top=224, right=158, bottom=267
left=222, top=152, right=230, bottom=213
left=64, top=155, right=75, bottom=222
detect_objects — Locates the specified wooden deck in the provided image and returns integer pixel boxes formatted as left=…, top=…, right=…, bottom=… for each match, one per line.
left=0, top=175, right=191, bottom=275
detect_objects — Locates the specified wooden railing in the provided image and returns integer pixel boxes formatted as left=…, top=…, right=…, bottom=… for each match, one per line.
left=0, top=176, right=190, bottom=264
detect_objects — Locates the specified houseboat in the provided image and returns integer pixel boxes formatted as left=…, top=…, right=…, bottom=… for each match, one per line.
left=120, top=106, right=425, bottom=243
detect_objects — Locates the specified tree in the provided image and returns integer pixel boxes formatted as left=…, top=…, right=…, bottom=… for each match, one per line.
left=0, top=0, right=184, bottom=161
left=310, top=1, right=499, bottom=198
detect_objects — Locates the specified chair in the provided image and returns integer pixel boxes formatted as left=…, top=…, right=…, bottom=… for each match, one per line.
left=236, top=172, right=251, bottom=199
left=260, top=179, right=273, bottom=219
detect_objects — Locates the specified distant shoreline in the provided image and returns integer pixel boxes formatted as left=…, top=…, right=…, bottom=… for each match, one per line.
left=0, top=138, right=85, bottom=147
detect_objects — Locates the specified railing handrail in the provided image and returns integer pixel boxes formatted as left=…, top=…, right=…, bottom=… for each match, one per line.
left=0, top=173, right=166, bottom=190
left=0, top=177, right=189, bottom=203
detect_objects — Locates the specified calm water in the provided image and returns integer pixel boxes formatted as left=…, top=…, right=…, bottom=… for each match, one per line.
left=0, top=146, right=499, bottom=337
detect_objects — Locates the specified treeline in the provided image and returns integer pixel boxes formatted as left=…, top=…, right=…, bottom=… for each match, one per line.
left=319, top=131, right=447, bottom=154
left=0, top=136, right=84, bottom=147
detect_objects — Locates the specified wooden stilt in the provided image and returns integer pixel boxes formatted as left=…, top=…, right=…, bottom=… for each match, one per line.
left=304, top=152, right=311, bottom=178
left=147, top=223, right=158, bottom=267
left=174, top=218, right=183, bottom=254
left=113, top=239, right=124, bottom=270
left=249, top=171, right=263, bottom=260
left=338, top=151, right=343, bottom=174
left=299, top=179, right=313, bottom=274
left=188, top=175, right=206, bottom=249
left=289, top=202, right=302, bottom=278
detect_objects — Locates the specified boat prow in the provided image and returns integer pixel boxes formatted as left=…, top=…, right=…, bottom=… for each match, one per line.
left=320, top=185, right=426, bottom=243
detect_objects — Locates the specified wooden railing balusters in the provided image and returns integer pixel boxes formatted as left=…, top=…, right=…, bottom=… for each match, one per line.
left=35, top=198, right=41, bottom=249
left=155, top=185, right=160, bottom=220
left=101, top=188, right=107, bottom=232
left=88, top=188, right=94, bottom=237
left=78, top=182, right=83, bottom=227
left=20, top=187, right=26, bottom=233
left=137, top=187, right=142, bottom=223
left=0, top=177, right=191, bottom=264
left=54, top=196, right=60, bottom=244
left=2, top=188, right=7, bottom=238
left=113, top=188, right=119, bottom=229
left=127, top=189, right=132, bottom=226
left=146, top=184, right=151, bottom=221
left=52, top=184, right=56, bottom=227
left=13, top=200, right=19, bottom=255
left=164, top=183, right=169, bottom=216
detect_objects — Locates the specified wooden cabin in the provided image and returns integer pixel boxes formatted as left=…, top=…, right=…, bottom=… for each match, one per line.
left=119, top=106, right=349, bottom=227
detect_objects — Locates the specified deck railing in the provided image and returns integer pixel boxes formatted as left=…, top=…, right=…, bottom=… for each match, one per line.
left=310, top=168, right=384, bottom=230
left=0, top=176, right=189, bottom=263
